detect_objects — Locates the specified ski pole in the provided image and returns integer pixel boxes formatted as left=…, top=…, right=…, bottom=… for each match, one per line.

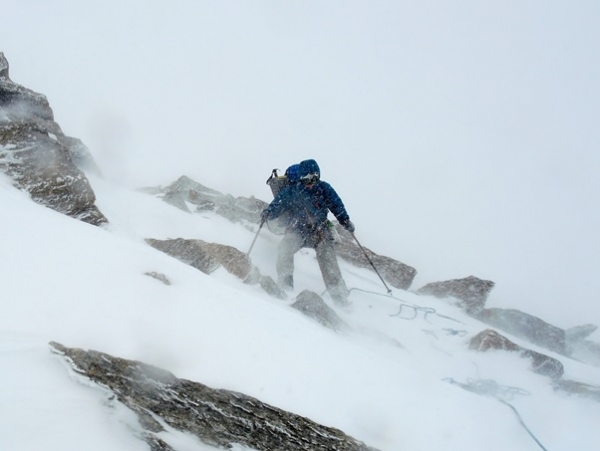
left=352, top=233, right=392, bottom=295
left=247, top=219, right=265, bottom=257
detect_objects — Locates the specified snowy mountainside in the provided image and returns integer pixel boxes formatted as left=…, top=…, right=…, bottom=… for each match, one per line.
left=1, top=174, right=600, bottom=451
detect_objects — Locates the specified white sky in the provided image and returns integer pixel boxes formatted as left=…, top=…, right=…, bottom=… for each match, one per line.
left=1, top=0, right=599, bottom=327
left=1, top=175, right=599, bottom=450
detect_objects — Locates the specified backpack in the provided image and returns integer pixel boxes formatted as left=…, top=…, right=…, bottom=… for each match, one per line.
left=266, top=164, right=301, bottom=198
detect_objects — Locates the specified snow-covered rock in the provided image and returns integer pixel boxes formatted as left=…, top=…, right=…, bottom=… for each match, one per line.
left=50, top=341, right=380, bottom=451
left=0, top=52, right=106, bottom=225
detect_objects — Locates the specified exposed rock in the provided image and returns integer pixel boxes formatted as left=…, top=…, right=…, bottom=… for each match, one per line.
left=566, top=339, right=600, bottom=368
left=146, top=237, right=288, bottom=300
left=291, top=290, right=350, bottom=333
left=0, top=53, right=9, bottom=79
left=334, top=225, right=417, bottom=290
left=0, top=52, right=107, bottom=226
left=144, top=271, right=171, bottom=286
left=203, top=241, right=254, bottom=280
left=469, top=329, right=564, bottom=379
left=566, top=324, right=598, bottom=343
left=416, top=276, right=495, bottom=314
left=153, top=175, right=267, bottom=224
left=50, top=341, right=379, bottom=451
left=142, top=433, right=176, bottom=451
left=257, top=273, right=288, bottom=300
left=146, top=238, right=221, bottom=275
left=473, top=308, right=566, bottom=355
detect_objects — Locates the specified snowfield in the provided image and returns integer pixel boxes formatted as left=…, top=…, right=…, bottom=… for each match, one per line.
left=1, top=175, right=599, bottom=450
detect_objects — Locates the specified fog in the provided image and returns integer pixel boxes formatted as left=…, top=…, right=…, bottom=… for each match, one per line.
left=2, top=0, right=599, bottom=328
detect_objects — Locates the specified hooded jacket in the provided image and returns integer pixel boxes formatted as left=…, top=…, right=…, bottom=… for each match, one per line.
left=263, top=159, right=350, bottom=239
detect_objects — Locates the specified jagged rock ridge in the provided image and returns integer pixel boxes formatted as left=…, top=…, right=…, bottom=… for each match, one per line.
left=416, top=275, right=600, bottom=367
left=0, top=52, right=106, bottom=226
left=50, top=341, right=380, bottom=451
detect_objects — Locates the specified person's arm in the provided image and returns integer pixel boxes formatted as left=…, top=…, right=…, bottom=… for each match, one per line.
left=262, top=184, right=293, bottom=221
left=322, top=182, right=354, bottom=232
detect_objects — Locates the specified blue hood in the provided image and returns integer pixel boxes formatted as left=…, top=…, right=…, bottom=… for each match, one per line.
left=299, top=159, right=320, bottom=179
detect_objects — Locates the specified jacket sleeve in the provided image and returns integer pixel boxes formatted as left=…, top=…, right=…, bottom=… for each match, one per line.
left=322, top=182, right=350, bottom=223
left=264, top=185, right=292, bottom=220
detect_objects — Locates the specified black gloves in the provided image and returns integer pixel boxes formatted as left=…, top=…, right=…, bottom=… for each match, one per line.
left=260, top=210, right=270, bottom=224
left=341, top=219, right=355, bottom=233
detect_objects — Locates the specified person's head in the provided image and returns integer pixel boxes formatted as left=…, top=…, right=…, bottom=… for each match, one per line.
left=299, top=159, right=320, bottom=188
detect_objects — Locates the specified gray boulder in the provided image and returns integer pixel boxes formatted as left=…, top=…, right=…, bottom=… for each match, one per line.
left=0, top=52, right=106, bottom=226
left=146, top=238, right=221, bottom=275
left=146, top=237, right=286, bottom=299
left=152, top=175, right=267, bottom=223
left=565, top=324, right=600, bottom=366
left=473, top=308, right=566, bottom=355
left=146, top=238, right=251, bottom=278
left=291, top=290, right=350, bottom=333
left=416, top=275, right=495, bottom=314
left=50, top=341, right=380, bottom=451
left=469, top=329, right=564, bottom=379
left=334, top=225, right=417, bottom=290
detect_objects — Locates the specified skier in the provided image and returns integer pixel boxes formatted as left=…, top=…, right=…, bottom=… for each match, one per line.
left=260, top=159, right=355, bottom=305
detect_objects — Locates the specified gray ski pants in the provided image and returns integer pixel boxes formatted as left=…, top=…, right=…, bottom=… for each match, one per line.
left=276, top=229, right=349, bottom=304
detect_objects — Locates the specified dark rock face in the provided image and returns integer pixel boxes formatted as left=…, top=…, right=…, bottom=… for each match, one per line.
left=291, top=290, right=350, bottom=333
left=469, top=329, right=564, bottom=379
left=416, top=276, right=495, bottom=314
left=0, top=52, right=106, bottom=226
left=50, top=341, right=380, bottom=451
left=334, top=225, right=416, bottom=290
left=473, top=308, right=566, bottom=355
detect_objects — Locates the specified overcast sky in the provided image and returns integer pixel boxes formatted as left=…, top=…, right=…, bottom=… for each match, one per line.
left=2, top=0, right=599, bottom=327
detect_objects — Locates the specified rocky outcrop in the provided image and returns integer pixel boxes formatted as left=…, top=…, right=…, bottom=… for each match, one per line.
left=146, top=175, right=418, bottom=290
left=145, top=237, right=287, bottom=299
left=416, top=276, right=495, bottom=314
left=473, top=308, right=566, bottom=355
left=146, top=238, right=223, bottom=275
left=50, top=341, right=380, bottom=451
left=0, top=52, right=106, bottom=226
left=291, top=290, right=350, bottom=333
left=334, top=225, right=416, bottom=290
left=469, top=329, right=564, bottom=379
left=568, top=339, right=600, bottom=367
left=147, top=175, right=267, bottom=224
left=564, top=324, right=600, bottom=367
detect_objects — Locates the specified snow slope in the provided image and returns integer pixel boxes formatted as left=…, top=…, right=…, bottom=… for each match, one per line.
left=2, top=1, right=599, bottom=329
left=1, top=174, right=599, bottom=450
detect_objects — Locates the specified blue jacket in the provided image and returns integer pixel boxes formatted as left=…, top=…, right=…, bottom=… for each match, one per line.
left=264, top=179, right=350, bottom=239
